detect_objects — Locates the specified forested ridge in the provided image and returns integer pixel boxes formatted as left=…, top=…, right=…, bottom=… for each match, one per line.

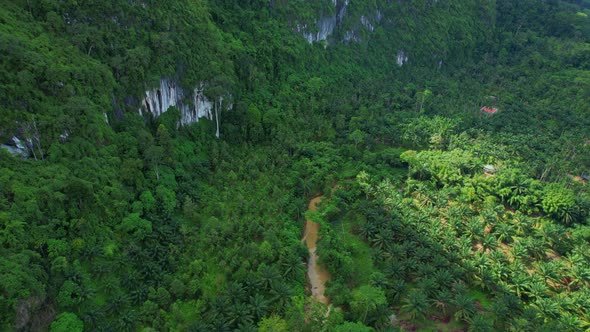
left=0, top=0, right=589, bottom=331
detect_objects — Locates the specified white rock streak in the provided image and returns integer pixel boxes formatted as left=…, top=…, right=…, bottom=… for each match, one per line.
left=139, top=79, right=214, bottom=125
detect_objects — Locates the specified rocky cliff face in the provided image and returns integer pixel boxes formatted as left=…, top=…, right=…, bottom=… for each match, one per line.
left=139, top=79, right=215, bottom=126
left=343, top=9, right=383, bottom=43
left=0, top=137, right=29, bottom=159
left=397, top=50, right=409, bottom=66
left=295, top=0, right=349, bottom=44
left=295, top=1, right=388, bottom=45
left=295, top=2, right=409, bottom=66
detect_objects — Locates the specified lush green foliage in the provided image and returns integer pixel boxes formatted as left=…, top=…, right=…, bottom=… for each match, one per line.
left=0, top=0, right=589, bottom=331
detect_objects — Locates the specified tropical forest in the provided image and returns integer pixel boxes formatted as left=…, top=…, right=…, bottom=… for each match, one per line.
left=1, top=0, right=590, bottom=331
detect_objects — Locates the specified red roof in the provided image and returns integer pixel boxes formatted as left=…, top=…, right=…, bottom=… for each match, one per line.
left=480, top=106, right=498, bottom=114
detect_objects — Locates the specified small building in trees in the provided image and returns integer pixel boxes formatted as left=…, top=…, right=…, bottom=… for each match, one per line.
left=480, top=106, right=498, bottom=114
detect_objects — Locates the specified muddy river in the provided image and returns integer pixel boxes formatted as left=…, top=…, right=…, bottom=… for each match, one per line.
left=302, top=196, right=331, bottom=305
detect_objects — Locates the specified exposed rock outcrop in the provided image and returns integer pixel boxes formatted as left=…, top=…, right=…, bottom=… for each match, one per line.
left=0, top=137, right=29, bottom=159
left=295, top=0, right=349, bottom=44
left=139, top=79, right=215, bottom=125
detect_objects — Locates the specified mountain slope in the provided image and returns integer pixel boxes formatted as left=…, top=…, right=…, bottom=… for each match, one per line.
left=0, top=0, right=589, bottom=331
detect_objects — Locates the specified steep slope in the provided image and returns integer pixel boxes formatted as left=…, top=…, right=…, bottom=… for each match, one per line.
left=0, top=0, right=588, bottom=331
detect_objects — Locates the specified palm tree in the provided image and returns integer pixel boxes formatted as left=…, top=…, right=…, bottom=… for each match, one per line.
left=226, top=282, right=246, bottom=304
left=210, top=316, right=232, bottom=332
left=370, top=232, right=389, bottom=250
left=400, top=290, right=429, bottom=321
left=249, top=294, right=269, bottom=320
left=510, top=273, right=531, bottom=299
left=491, top=261, right=510, bottom=282
left=227, top=302, right=253, bottom=326
left=560, top=204, right=580, bottom=225
left=562, top=253, right=588, bottom=291
left=94, top=323, right=116, bottom=332
left=494, top=222, right=515, bottom=244
left=416, top=277, right=439, bottom=298
left=443, top=203, right=472, bottom=222
left=465, top=217, right=484, bottom=242
left=486, top=205, right=504, bottom=224
left=416, top=262, right=437, bottom=280
left=473, top=269, right=495, bottom=292
left=511, top=241, right=528, bottom=260
left=456, top=235, right=473, bottom=258
left=258, top=264, right=280, bottom=291
left=568, top=265, right=590, bottom=291
left=82, top=307, right=105, bottom=329
left=412, top=183, right=434, bottom=208
left=565, top=252, right=586, bottom=267
left=415, top=246, right=433, bottom=263
left=489, top=248, right=506, bottom=265
left=242, top=271, right=262, bottom=293
left=524, top=237, right=547, bottom=260
left=120, top=270, right=140, bottom=290
left=82, top=244, right=102, bottom=262
left=432, top=253, right=450, bottom=269
left=92, top=261, right=112, bottom=276
left=556, top=313, right=585, bottom=332
left=370, top=272, right=389, bottom=289
left=482, top=233, right=497, bottom=251
left=433, top=269, right=454, bottom=289
left=452, top=292, right=477, bottom=323
left=117, top=310, right=136, bottom=332
left=472, top=251, right=491, bottom=274
left=432, top=289, right=453, bottom=316
left=555, top=294, right=577, bottom=313
left=530, top=297, right=560, bottom=323
left=576, top=296, right=590, bottom=322
left=385, top=262, right=407, bottom=282
left=468, top=313, right=494, bottom=332
left=572, top=244, right=590, bottom=260
left=235, top=322, right=258, bottom=332
left=527, top=278, right=548, bottom=300
left=188, top=320, right=214, bottom=332
left=359, top=222, right=377, bottom=240
left=489, top=294, right=516, bottom=330
left=130, top=287, right=148, bottom=305
left=299, top=177, right=314, bottom=197
left=535, top=261, right=558, bottom=284
left=280, top=252, right=305, bottom=281
left=509, top=211, right=533, bottom=237
left=102, top=276, right=119, bottom=294
left=269, top=281, right=294, bottom=309
left=533, top=220, right=560, bottom=247
left=388, top=279, right=407, bottom=304
left=446, top=215, right=463, bottom=233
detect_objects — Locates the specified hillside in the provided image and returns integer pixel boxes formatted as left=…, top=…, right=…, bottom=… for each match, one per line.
left=0, top=0, right=589, bottom=331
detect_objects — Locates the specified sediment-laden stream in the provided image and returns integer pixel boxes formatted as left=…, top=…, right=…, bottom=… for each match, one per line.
left=302, top=196, right=331, bottom=305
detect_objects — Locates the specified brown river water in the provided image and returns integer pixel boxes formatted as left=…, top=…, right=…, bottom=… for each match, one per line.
left=302, top=196, right=331, bottom=305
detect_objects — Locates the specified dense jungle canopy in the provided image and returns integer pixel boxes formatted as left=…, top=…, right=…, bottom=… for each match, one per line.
left=1, top=0, right=590, bottom=331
